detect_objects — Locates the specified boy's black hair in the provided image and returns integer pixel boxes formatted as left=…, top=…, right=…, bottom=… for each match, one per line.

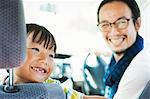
left=26, top=24, right=57, bottom=52
left=97, top=0, right=141, bottom=24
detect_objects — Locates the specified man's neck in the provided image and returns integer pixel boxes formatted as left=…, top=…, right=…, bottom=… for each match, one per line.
left=114, top=53, right=124, bottom=62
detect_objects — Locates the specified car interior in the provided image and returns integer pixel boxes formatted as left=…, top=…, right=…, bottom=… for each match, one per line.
left=0, top=0, right=150, bottom=99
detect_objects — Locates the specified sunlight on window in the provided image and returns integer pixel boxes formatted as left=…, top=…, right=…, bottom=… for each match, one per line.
left=23, top=0, right=110, bottom=55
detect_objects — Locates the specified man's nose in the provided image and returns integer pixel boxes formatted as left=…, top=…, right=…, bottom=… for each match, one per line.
left=109, top=25, right=120, bottom=35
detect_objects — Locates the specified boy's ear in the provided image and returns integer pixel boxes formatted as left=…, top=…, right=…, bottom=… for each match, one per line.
left=135, top=17, right=141, bottom=32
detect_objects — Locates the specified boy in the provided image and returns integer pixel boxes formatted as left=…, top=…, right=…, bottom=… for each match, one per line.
left=4, top=23, right=105, bottom=99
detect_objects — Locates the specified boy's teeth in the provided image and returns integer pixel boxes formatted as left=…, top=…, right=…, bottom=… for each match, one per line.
left=32, top=67, right=46, bottom=73
left=41, top=70, right=44, bottom=73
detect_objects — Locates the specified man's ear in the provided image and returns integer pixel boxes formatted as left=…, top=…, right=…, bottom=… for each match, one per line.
left=135, top=17, right=141, bottom=32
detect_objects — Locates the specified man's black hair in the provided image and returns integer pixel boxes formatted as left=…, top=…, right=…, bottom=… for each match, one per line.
left=97, top=0, right=140, bottom=24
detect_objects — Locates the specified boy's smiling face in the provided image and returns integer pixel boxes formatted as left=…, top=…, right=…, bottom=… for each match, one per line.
left=14, top=32, right=55, bottom=83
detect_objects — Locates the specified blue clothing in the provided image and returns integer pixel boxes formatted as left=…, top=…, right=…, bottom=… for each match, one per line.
left=103, top=35, right=144, bottom=98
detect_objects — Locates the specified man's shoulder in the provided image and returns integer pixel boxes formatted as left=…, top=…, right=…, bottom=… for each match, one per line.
left=131, top=46, right=150, bottom=65
left=115, top=47, right=150, bottom=99
left=119, top=46, right=150, bottom=86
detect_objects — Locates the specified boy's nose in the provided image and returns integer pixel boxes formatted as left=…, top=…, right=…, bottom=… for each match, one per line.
left=38, top=52, right=48, bottom=63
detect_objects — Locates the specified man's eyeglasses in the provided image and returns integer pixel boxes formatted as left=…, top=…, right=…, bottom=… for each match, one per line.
left=97, top=17, right=131, bottom=32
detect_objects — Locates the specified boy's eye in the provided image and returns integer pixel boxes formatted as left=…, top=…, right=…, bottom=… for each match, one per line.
left=49, top=54, right=54, bottom=58
left=31, top=48, right=39, bottom=52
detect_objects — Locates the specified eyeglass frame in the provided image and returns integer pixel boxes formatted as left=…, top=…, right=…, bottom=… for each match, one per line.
left=97, top=17, right=132, bottom=32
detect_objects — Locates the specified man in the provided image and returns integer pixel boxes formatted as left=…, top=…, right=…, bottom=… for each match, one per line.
left=97, top=0, right=150, bottom=99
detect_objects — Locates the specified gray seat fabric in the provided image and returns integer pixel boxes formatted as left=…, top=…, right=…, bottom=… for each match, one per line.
left=0, top=1, right=66, bottom=99
left=0, top=83, right=66, bottom=99
left=139, top=81, right=150, bottom=99
left=0, top=0, right=26, bottom=68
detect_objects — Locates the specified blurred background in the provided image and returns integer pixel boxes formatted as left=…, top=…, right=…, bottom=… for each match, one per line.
left=0, top=0, right=150, bottom=95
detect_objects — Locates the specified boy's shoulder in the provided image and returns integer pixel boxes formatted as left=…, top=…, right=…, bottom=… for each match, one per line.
left=45, top=78, right=60, bottom=84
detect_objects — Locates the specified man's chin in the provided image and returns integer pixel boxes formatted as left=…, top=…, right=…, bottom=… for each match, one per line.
left=113, top=49, right=126, bottom=55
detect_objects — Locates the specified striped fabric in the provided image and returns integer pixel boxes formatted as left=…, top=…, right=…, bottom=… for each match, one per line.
left=45, top=78, right=83, bottom=99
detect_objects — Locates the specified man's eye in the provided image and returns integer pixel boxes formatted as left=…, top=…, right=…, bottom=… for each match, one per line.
left=31, top=48, right=39, bottom=52
left=101, top=23, right=110, bottom=27
left=117, top=19, right=127, bottom=24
